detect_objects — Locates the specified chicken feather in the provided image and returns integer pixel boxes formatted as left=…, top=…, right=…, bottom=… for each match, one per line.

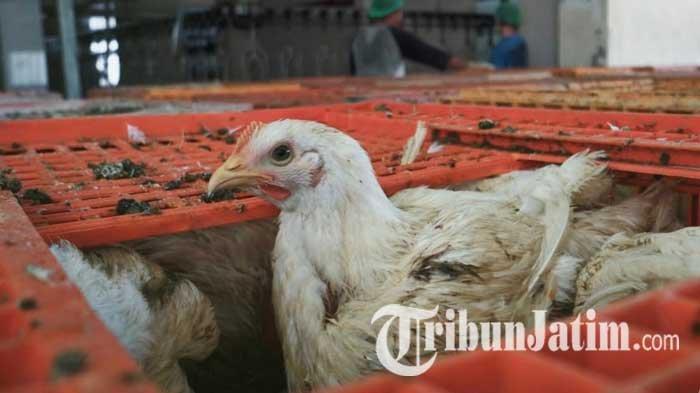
left=536, top=179, right=682, bottom=315
left=574, top=227, right=700, bottom=313
left=50, top=242, right=219, bottom=393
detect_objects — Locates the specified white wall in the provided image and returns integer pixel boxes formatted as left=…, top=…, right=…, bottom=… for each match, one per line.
left=559, top=0, right=607, bottom=67
left=607, top=0, right=700, bottom=67
left=0, top=0, right=48, bottom=90
left=520, top=0, right=559, bottom=68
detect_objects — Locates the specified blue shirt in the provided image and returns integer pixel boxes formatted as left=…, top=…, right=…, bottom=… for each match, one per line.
left=490, top=34, right=529, bottom=69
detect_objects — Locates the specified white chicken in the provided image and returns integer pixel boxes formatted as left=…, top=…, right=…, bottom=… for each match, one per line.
left=535, top=180, right=681, bottom=315
left=206, top=120, right=679, bottom=391
left=574, top=227, right=700, bottom=313
left=50, top=242, right=219, bottom=393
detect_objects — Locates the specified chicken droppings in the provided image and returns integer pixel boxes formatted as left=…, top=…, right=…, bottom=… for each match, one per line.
left=478, top=119, right=497, bottom=129
left=163, top=179, right=183, bottom=190
left=22, top=189, right=53, bottom=205
left=201, top=189, right=236, bottom=203
left=181, top=173, right=201, bottom=183
left=200, top=126, right=238, bottom=145
left=374, top=103, right=391, bottom=112
left=130, top=141, right=152, bottom=150
left=0, top=168, right=22, bottom=193
left=180, top=172, right=211, bottom=183
left=51, top=350, right=87, bottom=380
left=19, top=297, right=38, bottom=310
left=89, top=159, right=147, bottom=180
left=116, top=199, right=160, bottom=215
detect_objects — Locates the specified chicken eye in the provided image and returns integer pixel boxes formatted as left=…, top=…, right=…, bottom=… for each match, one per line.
left=270, top=144, right=293, bottom=166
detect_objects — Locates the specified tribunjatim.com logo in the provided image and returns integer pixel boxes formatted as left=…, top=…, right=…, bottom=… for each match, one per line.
left=371, top=305, right=681, bottom=377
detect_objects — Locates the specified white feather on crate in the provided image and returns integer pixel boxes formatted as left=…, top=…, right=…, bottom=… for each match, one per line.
left=400, top=121, right=428, bottom=165
left=127, top=124, right=148, bottom=144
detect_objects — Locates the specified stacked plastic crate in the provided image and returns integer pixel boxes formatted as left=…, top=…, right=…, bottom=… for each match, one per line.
left=1, top=101, right=699, bottom=392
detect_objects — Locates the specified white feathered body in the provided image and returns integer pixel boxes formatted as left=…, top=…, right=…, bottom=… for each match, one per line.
left=547, top=180, right=681, bottom=312
left=50, top=242, right=219, bottom=393
left=50, top=243, right=154, bottom=361
left=274, top=187, right=550, bottom=389
left=575, top=227, right=700, bottom=313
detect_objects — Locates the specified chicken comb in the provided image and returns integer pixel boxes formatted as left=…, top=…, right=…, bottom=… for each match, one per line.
left=234, top=121, right=265, bottom=153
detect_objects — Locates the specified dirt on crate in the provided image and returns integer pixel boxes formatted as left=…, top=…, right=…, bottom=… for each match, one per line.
left=90, top=159, right=147, bottom=180
left=22, top=189, right=53, bottom=205
left=116, top=199, right=160, bottom=215
left=0, top=168, right=22, bottom=193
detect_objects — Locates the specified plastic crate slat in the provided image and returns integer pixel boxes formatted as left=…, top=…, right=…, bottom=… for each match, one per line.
left=0, top=192, right=158, bottom=392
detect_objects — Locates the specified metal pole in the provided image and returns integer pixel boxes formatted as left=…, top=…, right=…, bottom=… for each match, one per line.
left=56, top=0, right=81, bottom=98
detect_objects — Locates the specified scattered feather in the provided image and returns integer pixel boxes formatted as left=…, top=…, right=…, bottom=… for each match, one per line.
left=127, top=124, right=148, bottom=144
left=427, top=141, right=444, bottom=154
left=26, top=264, right=53, bottom=283
left=400, top=121, right=428, bottom=165
left=607, top=122, right=622, bottom=132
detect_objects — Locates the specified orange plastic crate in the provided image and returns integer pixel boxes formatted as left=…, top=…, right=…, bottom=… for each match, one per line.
left=0, top=192, right=158, bottom=393
left=2, top=102, right=700, bottom=392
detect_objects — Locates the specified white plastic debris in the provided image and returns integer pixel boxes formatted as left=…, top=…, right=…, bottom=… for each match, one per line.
left=127, top=124, right=148, bottom=144
left=26, top=264, right=53, bottom=283
left=607, top=122, right=622, bottom=132
left=427, top=141, right=444, bottom=154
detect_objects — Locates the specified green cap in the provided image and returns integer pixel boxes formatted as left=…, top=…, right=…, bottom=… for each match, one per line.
left=368, top=0, right=404, bottom=20
left=496, top=0, right=522, bottom=28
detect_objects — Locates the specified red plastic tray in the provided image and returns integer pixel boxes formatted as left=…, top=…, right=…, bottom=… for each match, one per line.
left=0, top=191, right=158, bottom=393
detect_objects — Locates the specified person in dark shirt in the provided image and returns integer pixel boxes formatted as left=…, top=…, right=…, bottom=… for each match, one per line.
left=490, top=0, right=529, bottom=69
left=351, top=0, right=465, bottom=77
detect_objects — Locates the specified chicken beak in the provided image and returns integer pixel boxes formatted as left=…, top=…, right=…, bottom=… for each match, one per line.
left=207, top=155, right=266, bottom=196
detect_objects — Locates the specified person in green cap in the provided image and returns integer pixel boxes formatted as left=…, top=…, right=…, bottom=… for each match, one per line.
left=351, top=0, right=465, bottom=77
left=490, top=0, right=529, bottom=69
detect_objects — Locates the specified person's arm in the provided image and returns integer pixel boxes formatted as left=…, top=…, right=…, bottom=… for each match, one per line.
left=389, top=27, right=463, bottom=71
